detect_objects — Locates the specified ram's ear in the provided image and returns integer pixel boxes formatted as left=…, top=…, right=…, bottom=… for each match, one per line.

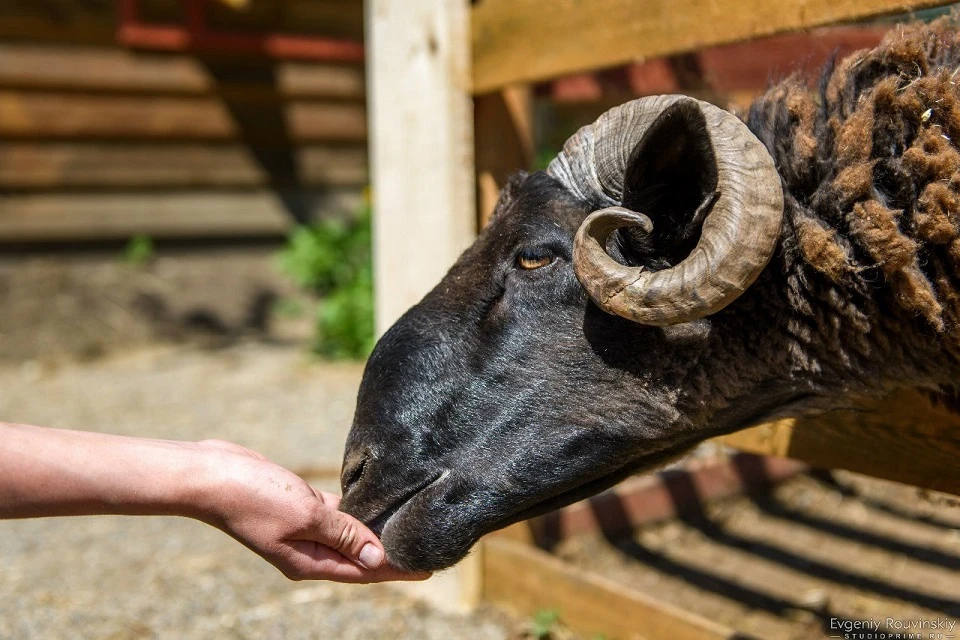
left=488, top=171, right=530, bottom=223
left=619, top=100, right=720, bottom=267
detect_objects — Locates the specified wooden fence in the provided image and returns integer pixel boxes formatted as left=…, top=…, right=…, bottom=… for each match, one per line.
left=0, top=0, right=367, bottom=242
left=367, top=0, right=960, bottom=619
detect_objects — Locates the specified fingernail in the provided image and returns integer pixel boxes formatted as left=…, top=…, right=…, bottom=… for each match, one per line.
left=358, top=543, right=384, bottom=569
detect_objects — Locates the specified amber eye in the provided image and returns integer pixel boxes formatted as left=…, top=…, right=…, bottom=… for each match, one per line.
left=516, top=247, right=554, bottom=270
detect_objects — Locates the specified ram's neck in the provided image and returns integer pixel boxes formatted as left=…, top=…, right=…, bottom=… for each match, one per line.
left=741, top=18, right=960, bottom=394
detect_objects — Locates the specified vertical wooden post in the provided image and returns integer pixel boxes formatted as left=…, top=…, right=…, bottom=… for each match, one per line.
left=366, top=0, right=480, bottom=612
left=367, top=0, right=476, bottom=337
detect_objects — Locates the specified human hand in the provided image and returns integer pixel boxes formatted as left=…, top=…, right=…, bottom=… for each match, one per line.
left=189, top=440, right=429, bottom=583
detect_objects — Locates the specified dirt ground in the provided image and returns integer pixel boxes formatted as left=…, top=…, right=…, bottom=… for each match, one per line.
left=0, top=248, right=315, bottom=365
left=0, top=343, right=522, bottom=639
left=0, top=249, right=529, bottom=638
left=557, top=471, right=960, bottom=640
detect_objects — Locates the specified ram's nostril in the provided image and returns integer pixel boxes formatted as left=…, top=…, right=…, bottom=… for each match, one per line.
left=341, top=448, right=371, bottom=493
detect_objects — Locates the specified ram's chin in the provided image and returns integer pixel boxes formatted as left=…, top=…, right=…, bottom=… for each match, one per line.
left=380, top=514, right=478, bottom=572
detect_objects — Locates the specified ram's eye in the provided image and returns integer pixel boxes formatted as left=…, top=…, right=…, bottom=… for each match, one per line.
left=516, top=247, right=554, bottom=270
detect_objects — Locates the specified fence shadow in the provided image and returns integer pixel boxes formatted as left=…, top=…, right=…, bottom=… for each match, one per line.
left=548, top=456, right=960, bottom=636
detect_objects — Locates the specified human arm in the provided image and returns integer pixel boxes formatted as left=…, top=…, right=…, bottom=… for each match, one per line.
left=0, top=422, right=427, bottom=583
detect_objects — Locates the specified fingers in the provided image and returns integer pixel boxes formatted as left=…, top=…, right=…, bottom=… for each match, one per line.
left=282, top=540, right=432, bottom=583
left=308, top=506, right=385, bottom=570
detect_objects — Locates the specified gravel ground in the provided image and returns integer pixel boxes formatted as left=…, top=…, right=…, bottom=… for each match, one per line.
left=0, top=343, right=517, bottom=639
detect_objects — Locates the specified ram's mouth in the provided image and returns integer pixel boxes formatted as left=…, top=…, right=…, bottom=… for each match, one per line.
left=366, top=469, right=449, bottom=535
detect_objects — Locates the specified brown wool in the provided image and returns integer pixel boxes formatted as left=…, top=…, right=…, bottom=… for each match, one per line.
left=831, top=163, right=875, bottom=206
left=848, top=201, right=916, bottom=275
left=794, top=216, right=851, bottom=283
left=834, top=103, right=875, bottom=165
left=892, top=269, right=945, bottom=330
left=916, top=182, right=960, bottom=244
left=787, top=87, right=817, bottom=165
left=902, top=128, right=960, bottom=182
left=758, top=18, right=960, bottom=339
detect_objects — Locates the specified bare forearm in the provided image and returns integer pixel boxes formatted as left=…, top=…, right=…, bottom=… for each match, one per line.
left=0, top=422, right=203, bottom=519
left=0, top=422, right=421, bottom=582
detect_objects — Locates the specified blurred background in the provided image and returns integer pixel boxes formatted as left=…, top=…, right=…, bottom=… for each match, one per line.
left=1, top=2, right=959, bottom=639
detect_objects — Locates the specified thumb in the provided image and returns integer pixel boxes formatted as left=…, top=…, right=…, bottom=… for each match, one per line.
left=313, top=507, right=386, bottom=570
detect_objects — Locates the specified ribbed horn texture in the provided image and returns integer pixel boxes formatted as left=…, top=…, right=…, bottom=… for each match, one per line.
left=549, top=95, right=784, bottom=326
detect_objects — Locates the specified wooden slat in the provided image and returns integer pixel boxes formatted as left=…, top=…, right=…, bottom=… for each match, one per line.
left=0, top=15, right=117, bottom=46
left=0, top=44, right=365, bottom=99
left=720, top=390, right=960, bottom=496
left=0, top=92, right=366, bottom=142
left=0, top=143, right=368, bottom=189
left=139, top=0, right=365, bottom=40
left=0, top=190, right=362, bottom=241
left=471, top=0, right=956, bottom=93
left=475, top=87, right=533, bottom=228
left=0, top=0, right=364, bottom=45
left=482, top=538, right=745, bottom=640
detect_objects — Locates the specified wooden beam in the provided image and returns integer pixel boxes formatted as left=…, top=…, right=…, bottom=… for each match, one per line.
left=471, top=0, right=956, bottom=93
left=0, top=92, right=366, bottom=142
left=0, top=15, right=117, bottom=46
left=0, top=190, right=361, bottom=241
left=0, top=143, right=368, bottom=189
left=0, top=44, right=365, bottom=99
left=482, top=538, right=743, bottom=640
left=0, top=1, right=365, bottom=46
left=720, top=390, right=960, bottom=496
left=474, top=86, right=533, bottom=229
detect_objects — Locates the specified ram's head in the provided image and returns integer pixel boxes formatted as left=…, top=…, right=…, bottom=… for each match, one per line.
left=339, top=96, right=785, bottom=571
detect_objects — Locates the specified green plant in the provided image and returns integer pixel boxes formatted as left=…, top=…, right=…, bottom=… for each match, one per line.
left=122, top=234, right=154, bottom=265
left=529, top=608, right=561, bottom=639
left=277, top=205, right=374, bottom=360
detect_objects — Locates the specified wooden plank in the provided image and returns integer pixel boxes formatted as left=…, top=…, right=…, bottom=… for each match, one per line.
left=0, top=143, right=368, bottom=189
left=0, top=190, right=362, bottom=241
left=0, top=44, right=365, bottom=99
left=475, top=86, right=533, bottom=228
left=471, top=0, right=956, bottom=93
left=139, top=0, right=365, bottom=40
left=720, top=390, right=960, bottom=496
left=0, top=15, right=117, bottom=46
left=482, top=538, right=743, bottom=640
left=367, top=0, right=478, bottom=613
left=0, top=0, right=364, bottom=45
left=0, top=92, right=366, bottom=142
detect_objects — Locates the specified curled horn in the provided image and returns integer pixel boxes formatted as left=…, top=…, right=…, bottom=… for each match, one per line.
left=548, top=95, right=784, bottom=326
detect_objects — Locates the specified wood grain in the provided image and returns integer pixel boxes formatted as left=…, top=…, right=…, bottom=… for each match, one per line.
left=0, top=190, right=361, bottom=241
left=471, top=0, right=955, bottom=93
left=482, top=538, right=742, bottom=640
left=720, top=390, right=960, bottom=496
left=0, top=44, right=365, bottom=99
left=0, top=92, right=366, bottom=142
left=475, top=87, right=533, bottom=228
left=0, top=143, right=368, bottom=189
